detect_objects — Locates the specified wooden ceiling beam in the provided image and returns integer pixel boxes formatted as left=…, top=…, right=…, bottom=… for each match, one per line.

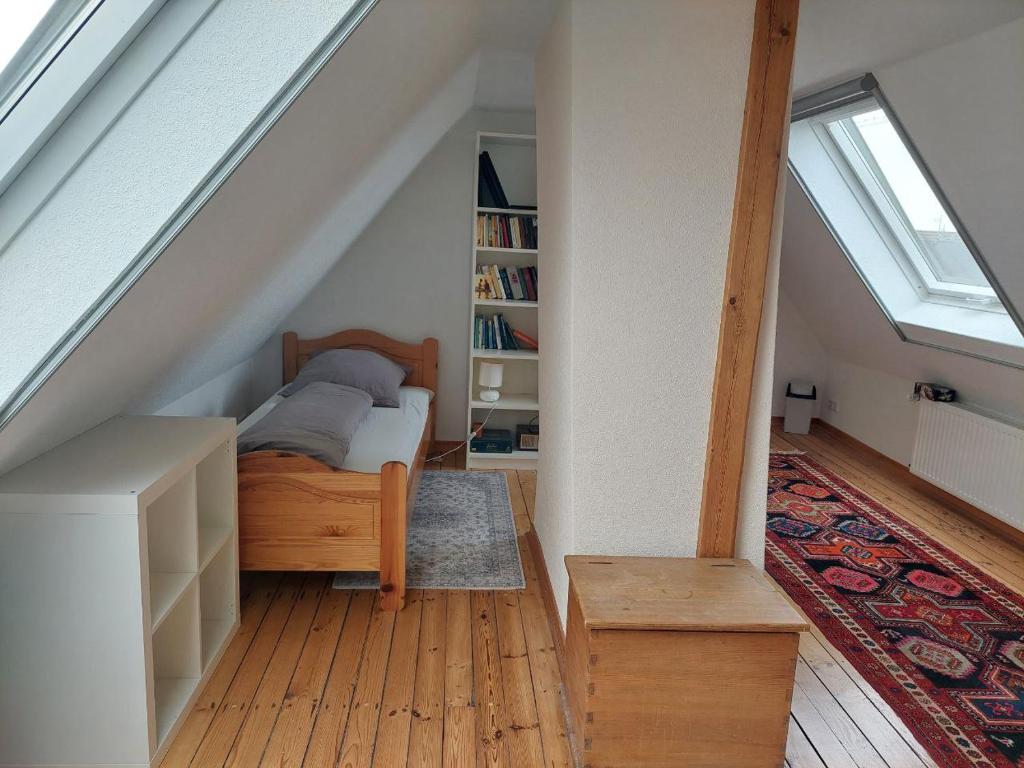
left=697, top=0, right=799, bottom=558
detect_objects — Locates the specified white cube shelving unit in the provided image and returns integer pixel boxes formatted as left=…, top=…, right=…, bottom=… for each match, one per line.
left=0, top=416, right=239, bottom=767
left=468, top=131, right=540, bottom=469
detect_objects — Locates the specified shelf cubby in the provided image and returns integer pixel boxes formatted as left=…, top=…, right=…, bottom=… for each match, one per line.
left=471, top=390, right=539, bottom=411
left=152, top=581, right=200, bottom=746
left=474, top=247, right=538, bottom=270
left=473, top=298, right=537, bottom=308
left=476, top=206, right=539, bottom=216
left=146, top=469, right=198, bottom=575
left=197, top=441, right=234, bottom=528
left=469, top=449, right=540, bottom=461
left=200, top=541, right=238, bottom=670
left=471, top=348, right=538, bottom=360
left=146, top=469, right=198, bottom=629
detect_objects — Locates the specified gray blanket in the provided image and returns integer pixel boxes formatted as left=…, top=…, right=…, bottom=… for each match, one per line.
left=237, top=382, right=372, bottom=469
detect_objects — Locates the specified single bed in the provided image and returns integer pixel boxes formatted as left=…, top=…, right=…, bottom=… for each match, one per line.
left=236, top=329, right=438, bottom=611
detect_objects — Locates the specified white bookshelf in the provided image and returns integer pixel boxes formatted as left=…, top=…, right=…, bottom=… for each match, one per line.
left=468, top=131, right=539, bottom=470
left=0, top=416, right=239, bottom=767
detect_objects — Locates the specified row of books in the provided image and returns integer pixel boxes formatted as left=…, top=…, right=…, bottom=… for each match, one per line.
left=474, top=264, right=538, bottom=302
left=476, top=213, right=538, bottom=250
left=473, top=314, right=539, bottom=351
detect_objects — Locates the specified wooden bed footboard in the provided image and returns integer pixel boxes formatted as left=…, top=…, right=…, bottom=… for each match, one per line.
left=237, top=454, right=409, bottom=611
left=237, top=329, right=438, bottom=612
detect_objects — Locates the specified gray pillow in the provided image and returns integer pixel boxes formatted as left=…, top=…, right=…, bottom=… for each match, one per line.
left=281, top=348, right=409, bottom=407
left=238, top=382, right=372, bottom=468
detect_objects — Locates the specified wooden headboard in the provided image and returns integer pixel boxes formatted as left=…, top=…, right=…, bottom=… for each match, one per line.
left=282, top=329, right=439, bottom=393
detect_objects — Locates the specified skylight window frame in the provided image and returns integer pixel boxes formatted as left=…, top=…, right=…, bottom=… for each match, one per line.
left=788, top=73, right=1024, bottom=370
left=0, top=0, right=168, bottom=198
left=809, top=99, right=1001, bottom=310
left=0, top=0, right=100, bottom=126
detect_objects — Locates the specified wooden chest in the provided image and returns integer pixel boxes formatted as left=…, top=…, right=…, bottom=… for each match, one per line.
left=564, top=556, right=807, bottom=768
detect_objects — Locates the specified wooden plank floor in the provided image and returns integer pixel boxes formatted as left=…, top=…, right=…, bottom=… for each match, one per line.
left=161, top=454, right=573, bottom=768
left=164, top=426, right=1019, bottom=767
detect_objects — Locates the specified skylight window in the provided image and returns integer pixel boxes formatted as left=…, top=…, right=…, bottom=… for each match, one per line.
left=0, top=1, right=92, bottom=122
left=0, top=2, right=55, bottom=69
left=825, top=106, right=999, bottom=305
left=0, top=1, right=164, bottom=196
left=789, top=75, right=1024, bottom=368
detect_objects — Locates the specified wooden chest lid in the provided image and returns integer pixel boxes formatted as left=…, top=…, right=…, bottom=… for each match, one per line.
left=565, top=556, right=808, bottom=633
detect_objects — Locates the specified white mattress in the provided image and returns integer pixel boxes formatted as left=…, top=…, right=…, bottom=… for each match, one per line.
left=238, top=386, right=432, bottom=473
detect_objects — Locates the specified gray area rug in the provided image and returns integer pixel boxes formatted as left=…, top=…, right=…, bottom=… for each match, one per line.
left=332, top=470, right=525, bottom=590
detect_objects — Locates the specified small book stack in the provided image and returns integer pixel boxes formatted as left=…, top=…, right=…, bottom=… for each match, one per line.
left=474, top=264, right=538, bottom=302
left=474, top=314, right=539, bottom=351
left=476, top=213, right=538, bottom=249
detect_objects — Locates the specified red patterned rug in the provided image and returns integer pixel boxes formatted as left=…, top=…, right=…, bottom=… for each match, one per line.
left=765, top=451, right=1024, bottom=768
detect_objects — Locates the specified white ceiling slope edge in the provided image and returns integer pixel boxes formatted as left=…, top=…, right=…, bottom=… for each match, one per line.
left=792, top=0, right=1023, bottom=95
left=0, top=0, right=485, bottom=475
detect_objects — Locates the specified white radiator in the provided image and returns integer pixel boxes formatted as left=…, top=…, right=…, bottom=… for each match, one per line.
left=910, top=400, right=1024, bottom=531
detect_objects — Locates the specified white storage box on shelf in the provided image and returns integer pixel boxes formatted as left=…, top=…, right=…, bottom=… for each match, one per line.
left=784, top=380, right=816, bottom=434
left=0, top=416, right=238, bottom=767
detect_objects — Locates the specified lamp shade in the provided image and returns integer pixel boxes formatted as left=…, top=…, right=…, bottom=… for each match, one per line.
left=478, top=361, right=504, bottom=388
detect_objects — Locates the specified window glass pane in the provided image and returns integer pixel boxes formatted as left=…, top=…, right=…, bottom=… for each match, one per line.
left=847, top=108, right=990, bottom=289
left=0, top=1, right=58, bottom=79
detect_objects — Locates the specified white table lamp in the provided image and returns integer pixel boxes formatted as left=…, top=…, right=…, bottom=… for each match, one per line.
left=478, top=361, right=504, bottom=402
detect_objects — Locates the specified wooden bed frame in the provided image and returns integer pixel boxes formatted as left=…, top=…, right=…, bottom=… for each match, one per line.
left=237, top=329, right=438, bottom=611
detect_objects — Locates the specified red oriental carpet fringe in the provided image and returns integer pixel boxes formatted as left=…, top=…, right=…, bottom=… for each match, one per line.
left=765, top=452, right=1024, bottom=768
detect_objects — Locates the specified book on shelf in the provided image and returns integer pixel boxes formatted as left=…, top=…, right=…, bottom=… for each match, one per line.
left=474, top=264, right=538, bottom=302
left=473, top=313, right=527, bottom=351
left=476, top=213, right=538, bottom=249
left=508, top=269, right=524, bottom=300
left=478, top=152, right=509, bottom=209
left=512, top=330, right=538, bottom=350
left=523, top=266, right=537, bottom=301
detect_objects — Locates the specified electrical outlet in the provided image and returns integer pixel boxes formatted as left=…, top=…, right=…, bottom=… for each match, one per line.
left=827, top=399, right=839, bottom=414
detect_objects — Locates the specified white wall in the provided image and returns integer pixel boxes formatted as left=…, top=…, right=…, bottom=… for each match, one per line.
left=772, top=289, right=828, bottom=418
left=0, top=0, right=484, bottom=474
left=534, top=0, right=574, bottom=619
left=155, top=359, right=252, bottom=421
left=782, top=182, right=1024, bottom=465
left=777, top=18, right=1024, bottom=466
left=251, top=108, right=536, bottom=439
left=535, top=0, right=775, bottom=621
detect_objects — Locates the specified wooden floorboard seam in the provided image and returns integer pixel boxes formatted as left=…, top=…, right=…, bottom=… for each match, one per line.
left=223, top=574, right=329, bottom=765
left=255, top=580, right=347, bottom=766
left=226, top=574, right=331, bottom=767
left=301, top=592, right=378, bottom=767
